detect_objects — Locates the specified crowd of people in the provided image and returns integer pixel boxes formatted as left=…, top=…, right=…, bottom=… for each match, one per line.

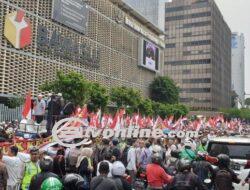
left=0, top=135, right=249, bottom=190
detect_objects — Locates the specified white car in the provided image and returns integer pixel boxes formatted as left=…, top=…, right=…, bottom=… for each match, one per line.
left=207, top=136, right=250, bottom=190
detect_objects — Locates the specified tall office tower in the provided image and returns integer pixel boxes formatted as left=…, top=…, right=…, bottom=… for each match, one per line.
left=164, top=0, right=231, bottom=110
left=231, top=33, right=245, bottom=106
left=123, top=0, right=169, bottom=31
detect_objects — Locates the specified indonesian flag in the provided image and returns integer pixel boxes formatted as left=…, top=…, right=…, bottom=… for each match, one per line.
left=153, top=116, right=163, bottom=129
left=168, top=115, right=174, bottom=125
left=110, top=111, right=120, bottom=129
left=145, top=117, right=154, bottom=127
left=125, top=116, right=131, bottom=127
left=22, top=91, right=31, bottom=119
left=79, top=105, right=88, bottom=119
left=101, top=114, right=109, bottom=128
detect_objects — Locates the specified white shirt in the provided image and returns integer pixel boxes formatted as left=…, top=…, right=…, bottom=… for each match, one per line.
left=126, top=147, right=136, bottom=171
left=33, top=99, right=46, bottom=116
left=96, top=160, right=113, bottom=177
left=3, top=156, right=24, bottom=186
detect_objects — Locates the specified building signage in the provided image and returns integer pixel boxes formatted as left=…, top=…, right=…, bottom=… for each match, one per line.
left=37, top=25, right=100, bottom=67
left=4, top=10, right=32, bottom=49
left=52, top=0, right=89, bottom=34
left=125, top=17, right=164, bottom=48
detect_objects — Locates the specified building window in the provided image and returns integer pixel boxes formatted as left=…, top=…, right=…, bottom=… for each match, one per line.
left=182, top=69, right=191, bottom=74
left=165, top=59, right=211, bottom=65
left=165, top=43, right=176, bottom=48
left=165, top=1, right=208, bottom=13
left=180, top=88, right=211, bottom=93
left=182, top=21, right=211, bottom=28
left=183, top=40, right=211, bottom=47
left=182, top=78, right=211, bottom=84
left=165, top=12, right=211, bottom=21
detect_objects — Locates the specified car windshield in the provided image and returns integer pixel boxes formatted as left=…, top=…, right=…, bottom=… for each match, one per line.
left=208, top=142, right=250, bottom=159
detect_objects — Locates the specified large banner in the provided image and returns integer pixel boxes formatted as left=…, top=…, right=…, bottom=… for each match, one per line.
left=0, top=136, right=52, bottom=154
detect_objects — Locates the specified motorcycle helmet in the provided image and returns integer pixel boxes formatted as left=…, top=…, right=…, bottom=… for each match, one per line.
left=39, top=156, right=53, bottom=172
left=41, top=177, right=63, bottom=190
left=217, top=154, right=230, bottom=168
left=201, top=138, right=208, bottom=146
left=178, top=159, right=192, bottom=172
left=62, top=173, right=85, bottom=190
left=151, top=153, right=162, bottom=165
left=112, top=161, right=126, bottom=176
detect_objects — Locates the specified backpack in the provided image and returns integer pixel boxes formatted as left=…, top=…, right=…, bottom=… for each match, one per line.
left=121, top=146, right=129, bottom=167
left=214, top=169, right=233, bottom=190
left=113, top=178, right=124, bottom=190
left=174, top=173, right=192, bottom=190
left=69, top=148, right=80, bottom=166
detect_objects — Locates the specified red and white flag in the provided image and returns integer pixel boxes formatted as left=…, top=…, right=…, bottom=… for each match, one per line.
left=22, top=91, right=32, bottom=119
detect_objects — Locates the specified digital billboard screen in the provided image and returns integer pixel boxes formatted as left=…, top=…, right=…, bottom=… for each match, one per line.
left=141, top=40, right=159, bottom=72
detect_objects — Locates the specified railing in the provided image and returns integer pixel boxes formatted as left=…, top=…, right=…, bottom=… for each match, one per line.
left=0, top=104, right=23, bottom=122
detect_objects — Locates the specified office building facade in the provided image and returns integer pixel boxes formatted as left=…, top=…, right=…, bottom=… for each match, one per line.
left=231, top=33, right=245, bottom=105
left=164, top=0, right=231, bottom=110
left=0, top=0, right=164, bottom=98
left=123, top=0, right=168, bottom=31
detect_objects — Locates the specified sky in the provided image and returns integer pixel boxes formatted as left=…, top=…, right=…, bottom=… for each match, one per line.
left=214, top=0, right=250, bottom=98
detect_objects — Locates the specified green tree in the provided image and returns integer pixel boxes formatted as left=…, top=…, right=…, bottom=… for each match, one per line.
left=150, top=76, right=179, bottom=104
left=138, top=98, right=153, bottom=116
left=40, top=71, right=89, bottom=106
left=110, top=86, right=142, bottom=112
left=88, top=83, right=109, bottom=112
left=245, top=98, right=250, bottom=106
left=4, top=97, right=24, bottom=108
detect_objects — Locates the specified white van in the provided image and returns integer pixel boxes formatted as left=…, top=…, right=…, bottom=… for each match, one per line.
left=207, top=136, right=250, bottom=190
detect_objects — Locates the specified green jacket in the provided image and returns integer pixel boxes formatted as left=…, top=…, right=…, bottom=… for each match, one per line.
left=22, top=161, right=41, bottom=190
left=180, top=148, right=196, bottom=161
left=196, top=144, right=207, bottom=153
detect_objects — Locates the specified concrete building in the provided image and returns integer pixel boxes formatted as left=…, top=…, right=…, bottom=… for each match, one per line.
left=0, top=0, right=165, bottom=99
left=123, top=0, right=169, bottom=31
left=164, top=0, right=231, bottom=110
left=231, top=33, right=245, bottom=106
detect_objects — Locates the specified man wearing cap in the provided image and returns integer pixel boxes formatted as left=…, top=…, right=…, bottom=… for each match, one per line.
left=21, top=147, right=41, bottom=190
left=33, top=94, right=46, bottom=124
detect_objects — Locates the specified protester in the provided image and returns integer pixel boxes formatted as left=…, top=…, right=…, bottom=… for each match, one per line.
left=0, top=149, right=8, bottom=190
left=90, top=161, right=118, bottom=190
left=40, top=177, right=63, bottom=190
left=21, top=147, right=40, bottom=190
left=96, top=153, right=113, bottom=177
left=192, top=151, right=214, bottom=189
left=111, top=138, right=121, bottom=161
left=76, top=148, right=93, bottom=188
left=29, top=156, right=59, bottom=190
left=146, top=153, right=173, bottom=189
left=139, top=141, right=152, bottom=170
left=67, top=146, right=82, bottom=173
left=196, top=138, right=208, bottom=153
left=2, top=146, right=24, bottom=190
left=180, top=140, right=196, bottom=161
left=112, top=161, right=132, bottom=190
left=168, top=159, right=208, bottom=190
left=33, top=94, right=46, bottom=124
left=214, top=154, right=241, bottom=190
left=62, top=173, right=87, bottom=190
left=126, top=139, right=137, bottom=187
left=53, top=149, right=66, bottom=178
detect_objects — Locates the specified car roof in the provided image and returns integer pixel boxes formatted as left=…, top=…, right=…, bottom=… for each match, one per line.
left=208, top=136, right=250, bottom=144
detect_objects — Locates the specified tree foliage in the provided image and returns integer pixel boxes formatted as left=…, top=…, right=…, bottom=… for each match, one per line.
left=110, top=86, right=141, bottom=112
left=40, top=71, right=189, bottom=118
left=245, top=98, right=250, bottom=106
left=40, top=71, right=89, bottom=106
left=88, top=83, right=109, bottom=112
left=4, top=97, right=24, bottom=108
left=220, top=108, right=250, bottom=120
left=150, top=76, right=179, bottom=104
